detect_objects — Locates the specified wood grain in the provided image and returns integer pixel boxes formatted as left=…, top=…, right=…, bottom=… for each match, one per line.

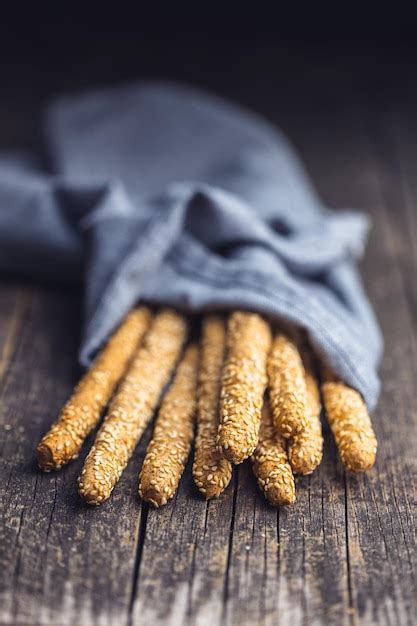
left=293, top=94, right=417, bottom=625
left=0, top=289, right=149, bottom=625
left=1, top=53, right=416, bottom=626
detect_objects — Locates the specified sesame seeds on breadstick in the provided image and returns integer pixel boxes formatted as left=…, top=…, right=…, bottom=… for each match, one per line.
left=252, top=401, right=296, bottom=506
left=34, top=292, right=377, bottom=515
left=218, top=311, right=272, bottom=464
left=78, top=309, right=187, bottom=505
left=139, top=344, right=199, bottom=507
left=267, top=333, right=308, bottom=439
left=37, top=307, right=152, bottom=471
left=322, top=373, right=377, bottom=473
left=288, top=349, right=323, bottom=475
left=193, top=316, right=232, bottom=499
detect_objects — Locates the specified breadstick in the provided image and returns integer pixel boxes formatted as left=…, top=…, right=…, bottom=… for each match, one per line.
left=252, top=401, right=296, bottom=506
left=267, top=333, right=308, bottom=439
left=322, top=372, right=377, bottom=473
left=218, top=311, right=272, bottom=464
left=37, top=307, right=152, bottom=471
left=139, top=344, right=199, bottom=507
left=78, top=309, right=187, bottom=505
left=288, top=349, right=323, bottom=475
left=193, top=317, right=232, bottom=499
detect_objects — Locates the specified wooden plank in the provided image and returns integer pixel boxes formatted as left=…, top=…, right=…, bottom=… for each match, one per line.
left=1, top=56, right=416, bottom=626
left=186, top=474, right=236, bottom=626
left=0, top=286, right=146, bottom=626
left=133, top=418, right=350, bottom=624
left=290, top=102, right=417, bottom=625
left=222, top=464, right=281, bottom=626
left=221, top=436, right=351, bottom=626
left=359, top=107, right=417, bottom=626
left=347, top=147, right=417, bottom=626
left=369, top=104, right=417, bottom=334
left=0, top=285, right=29, bottom=384
left=131, top=460, right=235, bottom=626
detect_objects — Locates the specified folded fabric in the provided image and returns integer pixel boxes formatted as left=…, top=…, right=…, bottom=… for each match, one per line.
left=0, top=82, right=383, bottom=410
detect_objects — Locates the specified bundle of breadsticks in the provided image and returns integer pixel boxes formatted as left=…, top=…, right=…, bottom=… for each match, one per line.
left=37, top=308, right=377, bottom=507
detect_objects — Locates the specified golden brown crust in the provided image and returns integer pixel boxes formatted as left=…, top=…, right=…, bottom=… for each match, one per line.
left=78, top=309, right=188, bottom=505
left=288, top=348, right=323, bottom=475
left=139, top=344, right=199, bottom=507
left=322, top=374, right=377, bottom=473
left=267, top=333, right=308, bottom=439
left=218, top=311, right=272, bottom=464
left=193, top=317, right=232, bottom=499
left=252, top=401, right=296, bottom=506
left=37, top=307, right=152, bottom=471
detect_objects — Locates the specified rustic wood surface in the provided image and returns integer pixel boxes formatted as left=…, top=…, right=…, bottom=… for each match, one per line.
left=0, top=47, right=416, bottom=625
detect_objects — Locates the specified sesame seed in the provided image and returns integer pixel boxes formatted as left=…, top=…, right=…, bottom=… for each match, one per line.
left=268, top=333, right=308, bottom=441
left=192, top=317, right=233, bottom=499
left=322, top=372, right=377, bottom=473
left=218, top=312, right=271, bottom=464
left=252, top=401, right=296, bottom=506
left=288, top=346, right=323, bottom=475
left=78, top=309, right=188, bottom=505
left=36, top=307, right=152, bottom=472
left=139, top=344, right=198, bottom=507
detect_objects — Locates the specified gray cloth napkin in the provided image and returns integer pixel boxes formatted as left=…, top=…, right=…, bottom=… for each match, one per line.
left=0, top=82, right=382, bottom=409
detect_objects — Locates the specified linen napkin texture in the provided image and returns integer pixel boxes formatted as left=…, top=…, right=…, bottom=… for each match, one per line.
left=0, top=82, right=383, bottom=410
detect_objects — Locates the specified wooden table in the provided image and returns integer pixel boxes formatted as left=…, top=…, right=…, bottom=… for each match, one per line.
left=0, top=45, right=416, bottom=625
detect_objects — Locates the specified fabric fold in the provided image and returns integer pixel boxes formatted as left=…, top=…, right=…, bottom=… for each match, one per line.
left=0, top=82, right=383, bottom=409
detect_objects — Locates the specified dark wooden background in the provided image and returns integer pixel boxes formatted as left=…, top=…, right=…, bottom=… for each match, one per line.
left=0, top=31, right=416, bottom=626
